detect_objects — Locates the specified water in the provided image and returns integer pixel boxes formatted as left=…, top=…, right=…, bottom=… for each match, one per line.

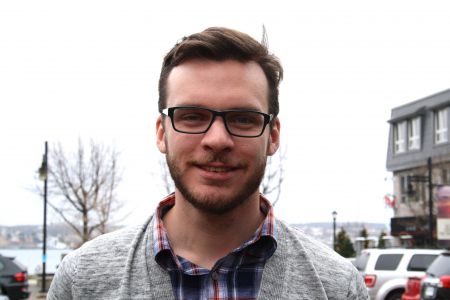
left=0, top=248, right=72, bottom=274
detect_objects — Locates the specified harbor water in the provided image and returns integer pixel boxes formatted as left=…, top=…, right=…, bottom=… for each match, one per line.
left=0, top=248, right=72, bottom=274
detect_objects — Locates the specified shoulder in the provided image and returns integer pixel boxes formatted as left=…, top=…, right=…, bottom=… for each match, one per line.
left=277, top=220, right=351, bottom=268
left=75, top=223, right=147, bottom=257
left=47, top=218, right=153, bottom=300
left=274, top=219, right=368, bottom=299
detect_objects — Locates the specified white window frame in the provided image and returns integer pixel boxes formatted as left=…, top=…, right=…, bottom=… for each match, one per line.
left=408, top=117, right=421, bottom=150
left=435, top=107, right=448, bottom=144
left=394, top=121, right=406, bottom=153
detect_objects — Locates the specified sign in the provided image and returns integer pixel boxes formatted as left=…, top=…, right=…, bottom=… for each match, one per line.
left=437, top=219, right=450, bottom=240
left=436, top=186, right=450, bottom=246
left=390, top=216, right=429, bottom=235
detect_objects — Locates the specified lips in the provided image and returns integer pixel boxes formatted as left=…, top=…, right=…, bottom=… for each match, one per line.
left=194, top=162, right=240, bottom=180
left=202, top=166, right=233, bottom=172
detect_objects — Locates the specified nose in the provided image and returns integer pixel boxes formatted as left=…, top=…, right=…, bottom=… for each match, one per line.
left=200, top=116, right=234, bottom=151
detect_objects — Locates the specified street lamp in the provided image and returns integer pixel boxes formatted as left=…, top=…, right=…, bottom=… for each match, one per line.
left=332, top=211, right=337, bottom=251
left=406, top=157, right=434, bottom=247
left=38, top=141, right=48, bottom=292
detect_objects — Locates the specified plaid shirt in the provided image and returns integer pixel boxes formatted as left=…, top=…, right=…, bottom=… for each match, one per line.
left=153, top=194, right=277, bottom=300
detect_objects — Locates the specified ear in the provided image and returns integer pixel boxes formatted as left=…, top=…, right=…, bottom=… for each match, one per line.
left=156, top=115, right=167, bottom=153
left=267, top=117, right=280, bottom=156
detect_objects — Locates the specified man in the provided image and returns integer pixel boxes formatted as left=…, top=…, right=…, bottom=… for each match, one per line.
left=48, top=27, right=368, bottom=299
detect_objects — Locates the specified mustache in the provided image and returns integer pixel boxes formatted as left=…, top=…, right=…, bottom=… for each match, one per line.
left=188, top=153, right=243, bottom=167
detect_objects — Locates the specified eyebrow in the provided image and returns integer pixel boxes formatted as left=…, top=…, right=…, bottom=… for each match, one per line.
left=174, top=104, right=264, bottom=112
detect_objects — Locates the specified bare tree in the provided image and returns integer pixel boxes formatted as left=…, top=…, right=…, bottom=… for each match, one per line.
left=45, top=140, right=122, bottom=246
left=159, top=156, right=174, bottom=195
left=261, top=146, right=287, bottom=206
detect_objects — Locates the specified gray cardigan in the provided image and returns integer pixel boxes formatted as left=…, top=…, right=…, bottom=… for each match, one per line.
left=47, top=217, right=368, bottom=299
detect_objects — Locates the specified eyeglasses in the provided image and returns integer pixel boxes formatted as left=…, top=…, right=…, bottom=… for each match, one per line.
left=160, top=106, right=273, bottom=138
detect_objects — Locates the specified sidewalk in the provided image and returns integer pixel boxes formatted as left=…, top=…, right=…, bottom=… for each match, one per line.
left=28, top=278, right=47, bottom=300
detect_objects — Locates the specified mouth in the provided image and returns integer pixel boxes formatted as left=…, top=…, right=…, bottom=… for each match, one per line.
left=201, top=166, right=233, bottom=173
left=193, top=161, right=241, bottom=180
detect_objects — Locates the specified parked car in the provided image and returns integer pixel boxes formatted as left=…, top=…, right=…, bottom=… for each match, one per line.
left=401, top=276, right=423, bottom=300
left=0, top=293, right=9, bottom=300
left=0, top=254, right=29, bottom=300
left=420, top=251, right=450, bottom=299
left=354, top=248, right=443, bottom=300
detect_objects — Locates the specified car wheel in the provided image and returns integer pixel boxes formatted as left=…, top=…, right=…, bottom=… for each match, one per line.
left=385, top=290, right=404, bottom=300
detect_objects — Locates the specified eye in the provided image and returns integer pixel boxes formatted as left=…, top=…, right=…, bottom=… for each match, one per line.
left=235, top=115, right=255, bottom=124
left=174, top=109, right=211, bottom=124
left=227, top=112, right=262, bottom=127
left=180, top=113, right=205, bottom=122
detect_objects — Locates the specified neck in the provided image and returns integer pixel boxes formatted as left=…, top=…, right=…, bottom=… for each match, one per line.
left=162, top=191, right=264, bottom=269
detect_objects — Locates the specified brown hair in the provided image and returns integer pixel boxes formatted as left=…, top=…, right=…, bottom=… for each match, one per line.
left=158, top=27, right=283, bottom=118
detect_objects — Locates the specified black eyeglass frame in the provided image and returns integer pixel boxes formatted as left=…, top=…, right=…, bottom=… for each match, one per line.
left=160, top=106, right=274, bottom=138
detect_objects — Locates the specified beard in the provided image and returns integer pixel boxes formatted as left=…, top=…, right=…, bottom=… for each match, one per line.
left=165, top=151, right=267, bottom=215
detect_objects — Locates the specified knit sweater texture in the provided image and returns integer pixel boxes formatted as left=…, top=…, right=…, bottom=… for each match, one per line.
left=47, top=217, right=368, bottom=299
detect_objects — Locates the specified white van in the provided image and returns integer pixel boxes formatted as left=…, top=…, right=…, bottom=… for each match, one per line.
left=354, top=248, right=443, bottom=300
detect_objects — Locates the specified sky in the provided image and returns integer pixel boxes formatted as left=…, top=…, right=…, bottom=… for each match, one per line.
left=1, top=0, right=450, bottom=229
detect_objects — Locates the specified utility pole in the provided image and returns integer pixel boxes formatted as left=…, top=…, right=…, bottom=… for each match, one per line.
left=332, top=211, right=337, bottom=251
left=38, top=141, right=48, bottom=292
left=427, top=157, right=434, bottom=247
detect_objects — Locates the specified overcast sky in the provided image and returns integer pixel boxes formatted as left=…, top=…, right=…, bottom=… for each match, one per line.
left=1, top=0, right=450, bottom=228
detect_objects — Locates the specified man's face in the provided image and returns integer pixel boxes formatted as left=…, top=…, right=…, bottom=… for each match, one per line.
left=156, top=59, right=280, bottom=214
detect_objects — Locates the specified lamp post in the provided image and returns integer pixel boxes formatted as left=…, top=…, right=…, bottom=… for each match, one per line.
left=332, top=211, right=337, bottom=251
left=406, top=157, right=434, bottom=247
left=38, top=141, right=48, bottom=292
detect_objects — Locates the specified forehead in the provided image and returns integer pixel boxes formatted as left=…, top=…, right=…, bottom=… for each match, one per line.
left=166, top=59, right=269, bottom=111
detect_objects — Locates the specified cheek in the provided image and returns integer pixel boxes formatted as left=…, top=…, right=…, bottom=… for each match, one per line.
left=166, top=134, right=198, bottom=155
left=239, top=140, right=268, bottom=160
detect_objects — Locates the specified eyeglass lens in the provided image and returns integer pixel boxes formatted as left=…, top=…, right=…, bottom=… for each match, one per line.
left=172, top=107, right=266, bottom=136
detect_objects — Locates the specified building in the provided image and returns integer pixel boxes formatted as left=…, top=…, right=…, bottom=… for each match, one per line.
left=386, top=88, right=450, bottom=246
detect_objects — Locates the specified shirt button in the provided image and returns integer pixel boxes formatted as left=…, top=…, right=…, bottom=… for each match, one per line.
left=211, top=270, right=219, bottom=281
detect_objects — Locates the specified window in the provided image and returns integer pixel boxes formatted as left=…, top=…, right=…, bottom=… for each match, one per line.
left=427, top=253, right=450, bottom=277
left=407, top=254, right=439, bottom=271
left=400, top=175, right=409, bottom=203
left=408, top=117, right=421, bottom=150
left=354, top=252, right=370, bottom=271
left=375, top=254, right=403, bottom=271
left=394, top=121, right=406, bottom=153
left=435, top=107, right=448, bottom=144
left=442, top=168, right=450, bottom=185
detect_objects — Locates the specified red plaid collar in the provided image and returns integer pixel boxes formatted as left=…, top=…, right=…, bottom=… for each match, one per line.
left=153, top=193, right=277, bottom=271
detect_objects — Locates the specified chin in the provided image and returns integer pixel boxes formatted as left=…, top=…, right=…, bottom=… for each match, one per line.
left=180, top=187, right=256, bottom=215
